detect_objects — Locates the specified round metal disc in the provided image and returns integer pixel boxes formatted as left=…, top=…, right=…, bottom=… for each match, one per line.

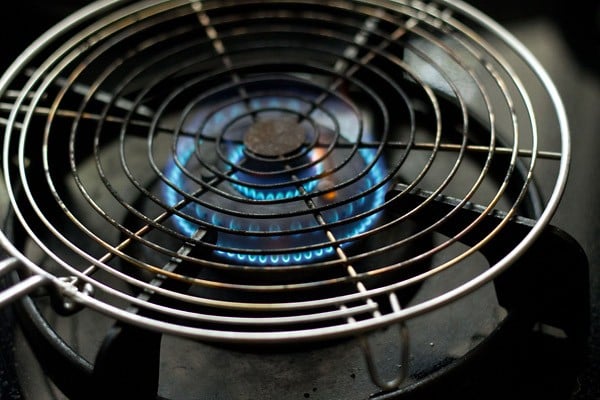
left=243, top=118, right=305, bottom=157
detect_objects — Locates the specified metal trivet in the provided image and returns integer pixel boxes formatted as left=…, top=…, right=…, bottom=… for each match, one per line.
left=0, top=0, right=589, bottom=398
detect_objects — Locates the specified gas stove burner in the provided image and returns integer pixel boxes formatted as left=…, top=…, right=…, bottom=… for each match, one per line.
left=0, top=1, right=590, bottom=399
left=161, top=93, right=388, bottom=265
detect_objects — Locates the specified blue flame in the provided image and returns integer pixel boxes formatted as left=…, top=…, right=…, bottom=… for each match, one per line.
left=227, top=144, right=321, bottom=200
left=161, top=96, right=388, bottom=265
left=163, top=145, right=387, bottom=265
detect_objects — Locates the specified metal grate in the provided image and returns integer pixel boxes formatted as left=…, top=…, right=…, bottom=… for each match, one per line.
left=0, top=0, right=569, bottom=358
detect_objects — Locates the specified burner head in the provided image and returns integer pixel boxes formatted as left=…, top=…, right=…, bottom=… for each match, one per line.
left=159, top=93, right=390, bottom=266
left=244, top=118, right=305, bottom=157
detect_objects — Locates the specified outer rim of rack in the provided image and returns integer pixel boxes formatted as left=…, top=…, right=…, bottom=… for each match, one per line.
left=0, top=0, right=570, bottom=343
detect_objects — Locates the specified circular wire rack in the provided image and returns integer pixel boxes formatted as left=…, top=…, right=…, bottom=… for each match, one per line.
left=0, top=0, right=569, bottom=344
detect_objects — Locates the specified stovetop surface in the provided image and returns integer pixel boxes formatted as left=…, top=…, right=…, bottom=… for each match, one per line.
left=0, top=1, right=598, bottom=399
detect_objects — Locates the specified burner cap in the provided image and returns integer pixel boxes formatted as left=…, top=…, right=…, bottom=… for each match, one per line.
left=243, top=118, right=305, bottom=157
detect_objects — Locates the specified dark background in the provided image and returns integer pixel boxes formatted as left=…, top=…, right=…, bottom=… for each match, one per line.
left=0, top=1, right=598, bottom=399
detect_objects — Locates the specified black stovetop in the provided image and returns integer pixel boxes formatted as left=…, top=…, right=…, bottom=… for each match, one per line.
left=0, top=1, right=598, bottom=399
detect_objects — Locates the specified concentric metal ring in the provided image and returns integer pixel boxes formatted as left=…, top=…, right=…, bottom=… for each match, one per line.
left=0, top=0, right=569, bottom=343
